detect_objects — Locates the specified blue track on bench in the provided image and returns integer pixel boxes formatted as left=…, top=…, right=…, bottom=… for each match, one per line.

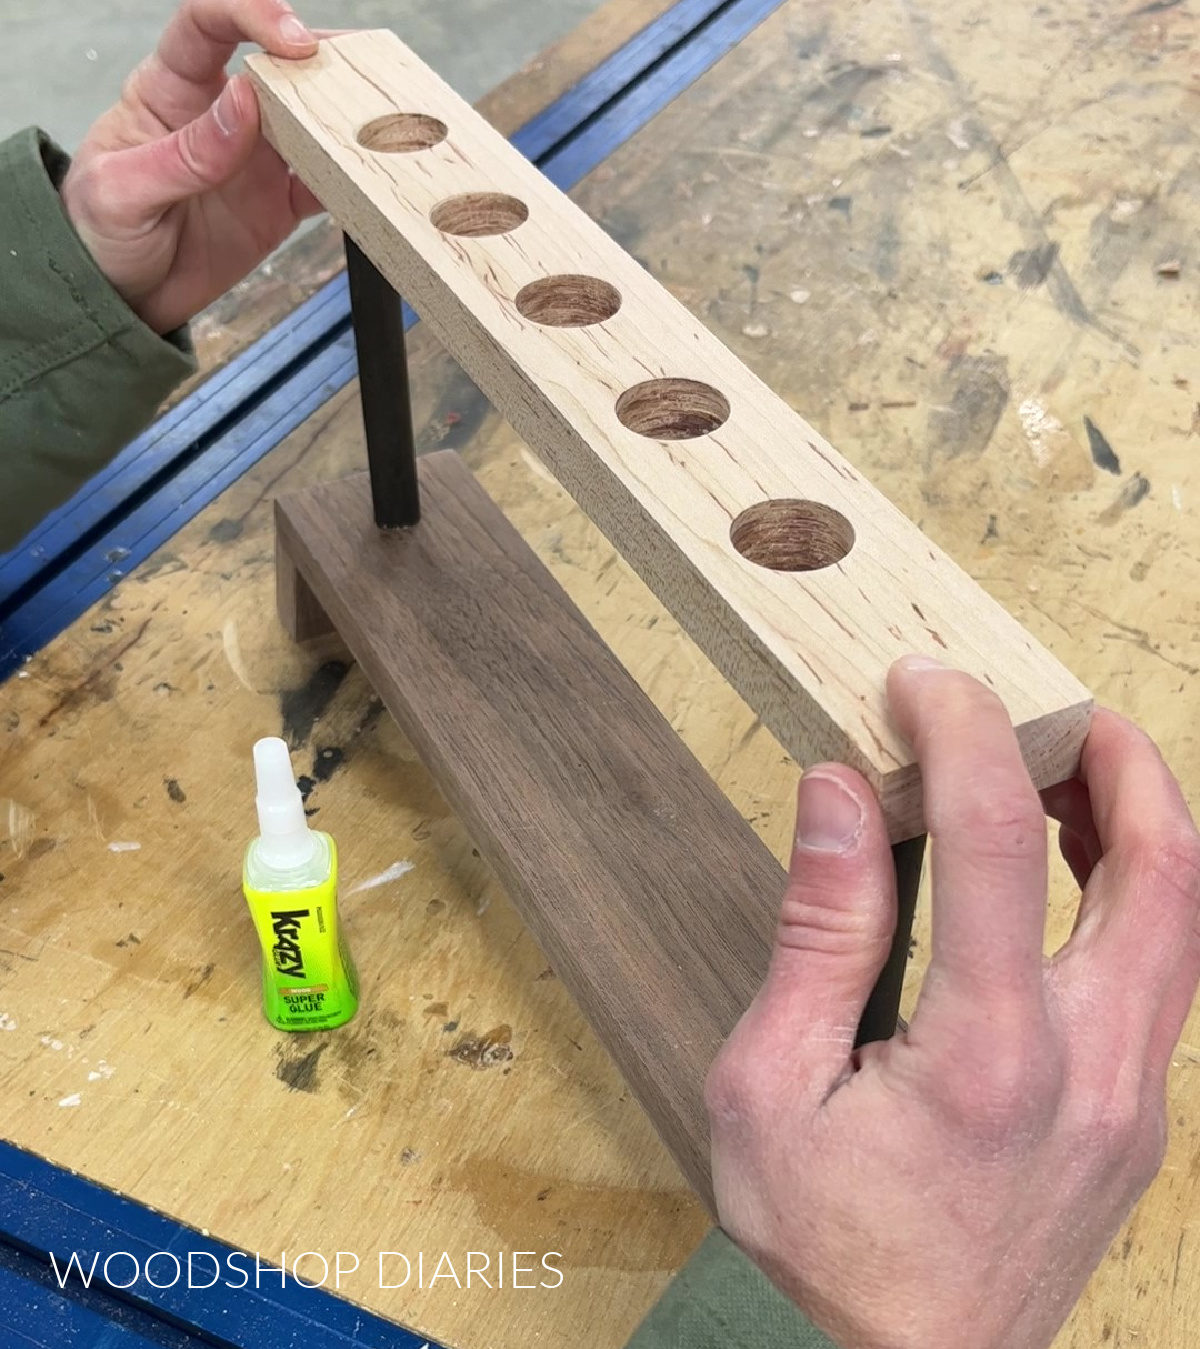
left=0, top=1141, right=429, bottom=1348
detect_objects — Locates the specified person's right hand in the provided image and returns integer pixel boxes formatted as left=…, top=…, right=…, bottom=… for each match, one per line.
left=706, top=657, right=1200, bottom=1349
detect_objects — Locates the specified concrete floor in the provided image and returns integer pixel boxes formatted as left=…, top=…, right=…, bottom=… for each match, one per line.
left=3, top=0, right=610, bottom=150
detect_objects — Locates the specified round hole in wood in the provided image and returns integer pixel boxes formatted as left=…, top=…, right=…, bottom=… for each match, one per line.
left=615, top=379, right=731, bottom=440
left=357, top=113, right=448, bottom=153
left=515, top=275, right=622, bottom=327
left=430, top=193, right=530, bottom=237
left=730, top=500, right=856, bottom=572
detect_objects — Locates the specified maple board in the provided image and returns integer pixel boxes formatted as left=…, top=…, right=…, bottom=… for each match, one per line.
left=248, top=31, right=1094, bottom=841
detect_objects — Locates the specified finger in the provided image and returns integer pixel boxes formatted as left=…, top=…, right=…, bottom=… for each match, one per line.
left=290, top=175, right=325, bottom=220
left=1061, top=710, right=1194, bottom=951
left=1074, top=709, right=1193, bottom=859
left=96, top=77, right=260, bottom=231
left=132, top=0, right=316, bottom=131
left=1058, top=828, right=1095, bottom=893
left=887, top=656, right=1048, bottom=1008
left=159, top=0, right=316, bottom=82
left=1041, top=777, right=1102, bottom=876
left=1058, top=833, right=1200, bottom=1097
left=1147, top=910, right=1200, bottom=1090
left=1054, top=710, right=1200, bottom=1079
left=729, top=765, right=896, bottom=1099
left=1043, top=772, right=1111, bottom=944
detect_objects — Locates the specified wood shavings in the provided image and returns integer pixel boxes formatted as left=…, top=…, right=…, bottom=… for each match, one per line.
left=946, top=118, right=970, bottom=150
left=1018, top=398, right=1067, bottom=468
left=519, top=447, right=558, bottom=487
left=348, top=861, right=415, bottom=893
left=86, top=794, right=107, bottom=842
left=222, top=618, right=257, bottom=692
left=1111, top=197, right=1145, bottom=222
left=2, top=799, right=37, bottom=860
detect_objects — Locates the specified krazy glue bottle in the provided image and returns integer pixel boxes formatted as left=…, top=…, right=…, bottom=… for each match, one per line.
left=242, top=737, right=359, bottom=1031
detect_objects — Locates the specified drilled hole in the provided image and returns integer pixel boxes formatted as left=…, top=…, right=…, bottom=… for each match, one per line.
left=515, top=275, right=622, bottom=328
left=730, top=500, right=855, bottom=572
left=357, top=113, right=448, bottom=153
left=615, top=379, right=731, bottom=440
left=430, top=193, right=529, bottom=237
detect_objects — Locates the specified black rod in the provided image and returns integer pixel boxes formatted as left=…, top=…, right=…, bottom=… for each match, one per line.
left=344, top=235, right=420, bottom=529
left=855, top=835, right=926, bottom=1046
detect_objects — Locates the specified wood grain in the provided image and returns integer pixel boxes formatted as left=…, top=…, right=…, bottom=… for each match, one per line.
left=248, top=31, right=1094, bottom=841
left=276, top=451, right=787, bottom=1211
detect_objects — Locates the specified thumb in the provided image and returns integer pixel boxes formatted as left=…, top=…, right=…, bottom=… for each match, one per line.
left=96, top=77, right=260, bottom=231
left=746, top=767, right=896, bottom=1091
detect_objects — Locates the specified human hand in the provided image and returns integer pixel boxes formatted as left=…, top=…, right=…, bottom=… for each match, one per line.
left=706, top=657, right=1200, bottom=1349
left=60, top=0, right=326, bottom=335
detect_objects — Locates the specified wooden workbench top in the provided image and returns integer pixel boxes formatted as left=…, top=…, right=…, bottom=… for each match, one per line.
left=2, top=1, right=1197, bottom=1346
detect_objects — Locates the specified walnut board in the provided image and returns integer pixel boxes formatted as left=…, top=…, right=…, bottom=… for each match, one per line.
left=1, top=2, right=1198, bottom=1347
left=276, top=453, right=787, bottom=1211
left=248, top=31, right=1093, bottom=843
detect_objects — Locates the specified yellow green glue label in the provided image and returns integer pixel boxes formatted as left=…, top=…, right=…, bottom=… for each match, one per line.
left=243, top=850, right=359, bottom=1032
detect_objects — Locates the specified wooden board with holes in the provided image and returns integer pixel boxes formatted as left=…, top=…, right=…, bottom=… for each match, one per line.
left=0, top=2, right=1198, bottom=1348
left=178, top=0, right=682, bottom=396
left=247, top=31, right=1091, bottom=842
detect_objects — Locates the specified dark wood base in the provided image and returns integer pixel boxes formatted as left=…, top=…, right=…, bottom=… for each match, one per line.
left=274, top=451, right=924, bottom=1209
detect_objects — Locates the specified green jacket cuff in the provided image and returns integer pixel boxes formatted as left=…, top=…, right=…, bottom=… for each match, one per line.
left=0, top=127, right=196, bottom=550
left=626, top=1230, right=840, bottom=1349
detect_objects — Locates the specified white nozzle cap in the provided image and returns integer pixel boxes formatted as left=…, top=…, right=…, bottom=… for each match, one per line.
left=253, top=737, right=314, bottom=869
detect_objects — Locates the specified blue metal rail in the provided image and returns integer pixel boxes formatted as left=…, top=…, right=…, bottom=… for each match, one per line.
left=0, top=1141, right=429, bottom=1348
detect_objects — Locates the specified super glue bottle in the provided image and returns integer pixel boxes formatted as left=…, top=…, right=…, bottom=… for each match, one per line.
left=242, top=737, right=359, bottom=1031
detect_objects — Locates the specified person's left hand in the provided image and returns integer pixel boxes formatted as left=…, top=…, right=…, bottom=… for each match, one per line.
left=60, top=0, right=326, bottom=335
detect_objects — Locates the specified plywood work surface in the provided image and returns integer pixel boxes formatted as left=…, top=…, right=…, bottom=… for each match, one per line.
left=0, top=2, right=1198, bottom=1348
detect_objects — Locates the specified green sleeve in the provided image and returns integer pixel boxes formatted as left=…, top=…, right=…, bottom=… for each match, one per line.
left=0, top=128, right=196, bottom=552
left=626, top=1229, right=840, bottom=1348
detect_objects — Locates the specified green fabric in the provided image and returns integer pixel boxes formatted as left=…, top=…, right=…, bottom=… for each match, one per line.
left=0, top=127, right=195, bottom=551
left=626, top=1229, right=839, bottom=1348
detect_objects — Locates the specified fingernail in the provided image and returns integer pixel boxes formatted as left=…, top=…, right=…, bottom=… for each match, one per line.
left=795, top=772, right=863, bottom=854
left=895, top=654, right=947, bottom=674
left=213, top=82, right=240, bottom=137
left=279, top=13, right=315, bottom=45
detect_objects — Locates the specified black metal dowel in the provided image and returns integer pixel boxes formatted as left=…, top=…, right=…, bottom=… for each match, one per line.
left=344, top=235, right=421, bottom=529
left=855, top=834, right=927, bottom=1047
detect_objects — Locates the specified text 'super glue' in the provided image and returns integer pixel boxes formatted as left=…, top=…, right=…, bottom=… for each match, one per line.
left=242, top=737, right=359, bottom=1031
